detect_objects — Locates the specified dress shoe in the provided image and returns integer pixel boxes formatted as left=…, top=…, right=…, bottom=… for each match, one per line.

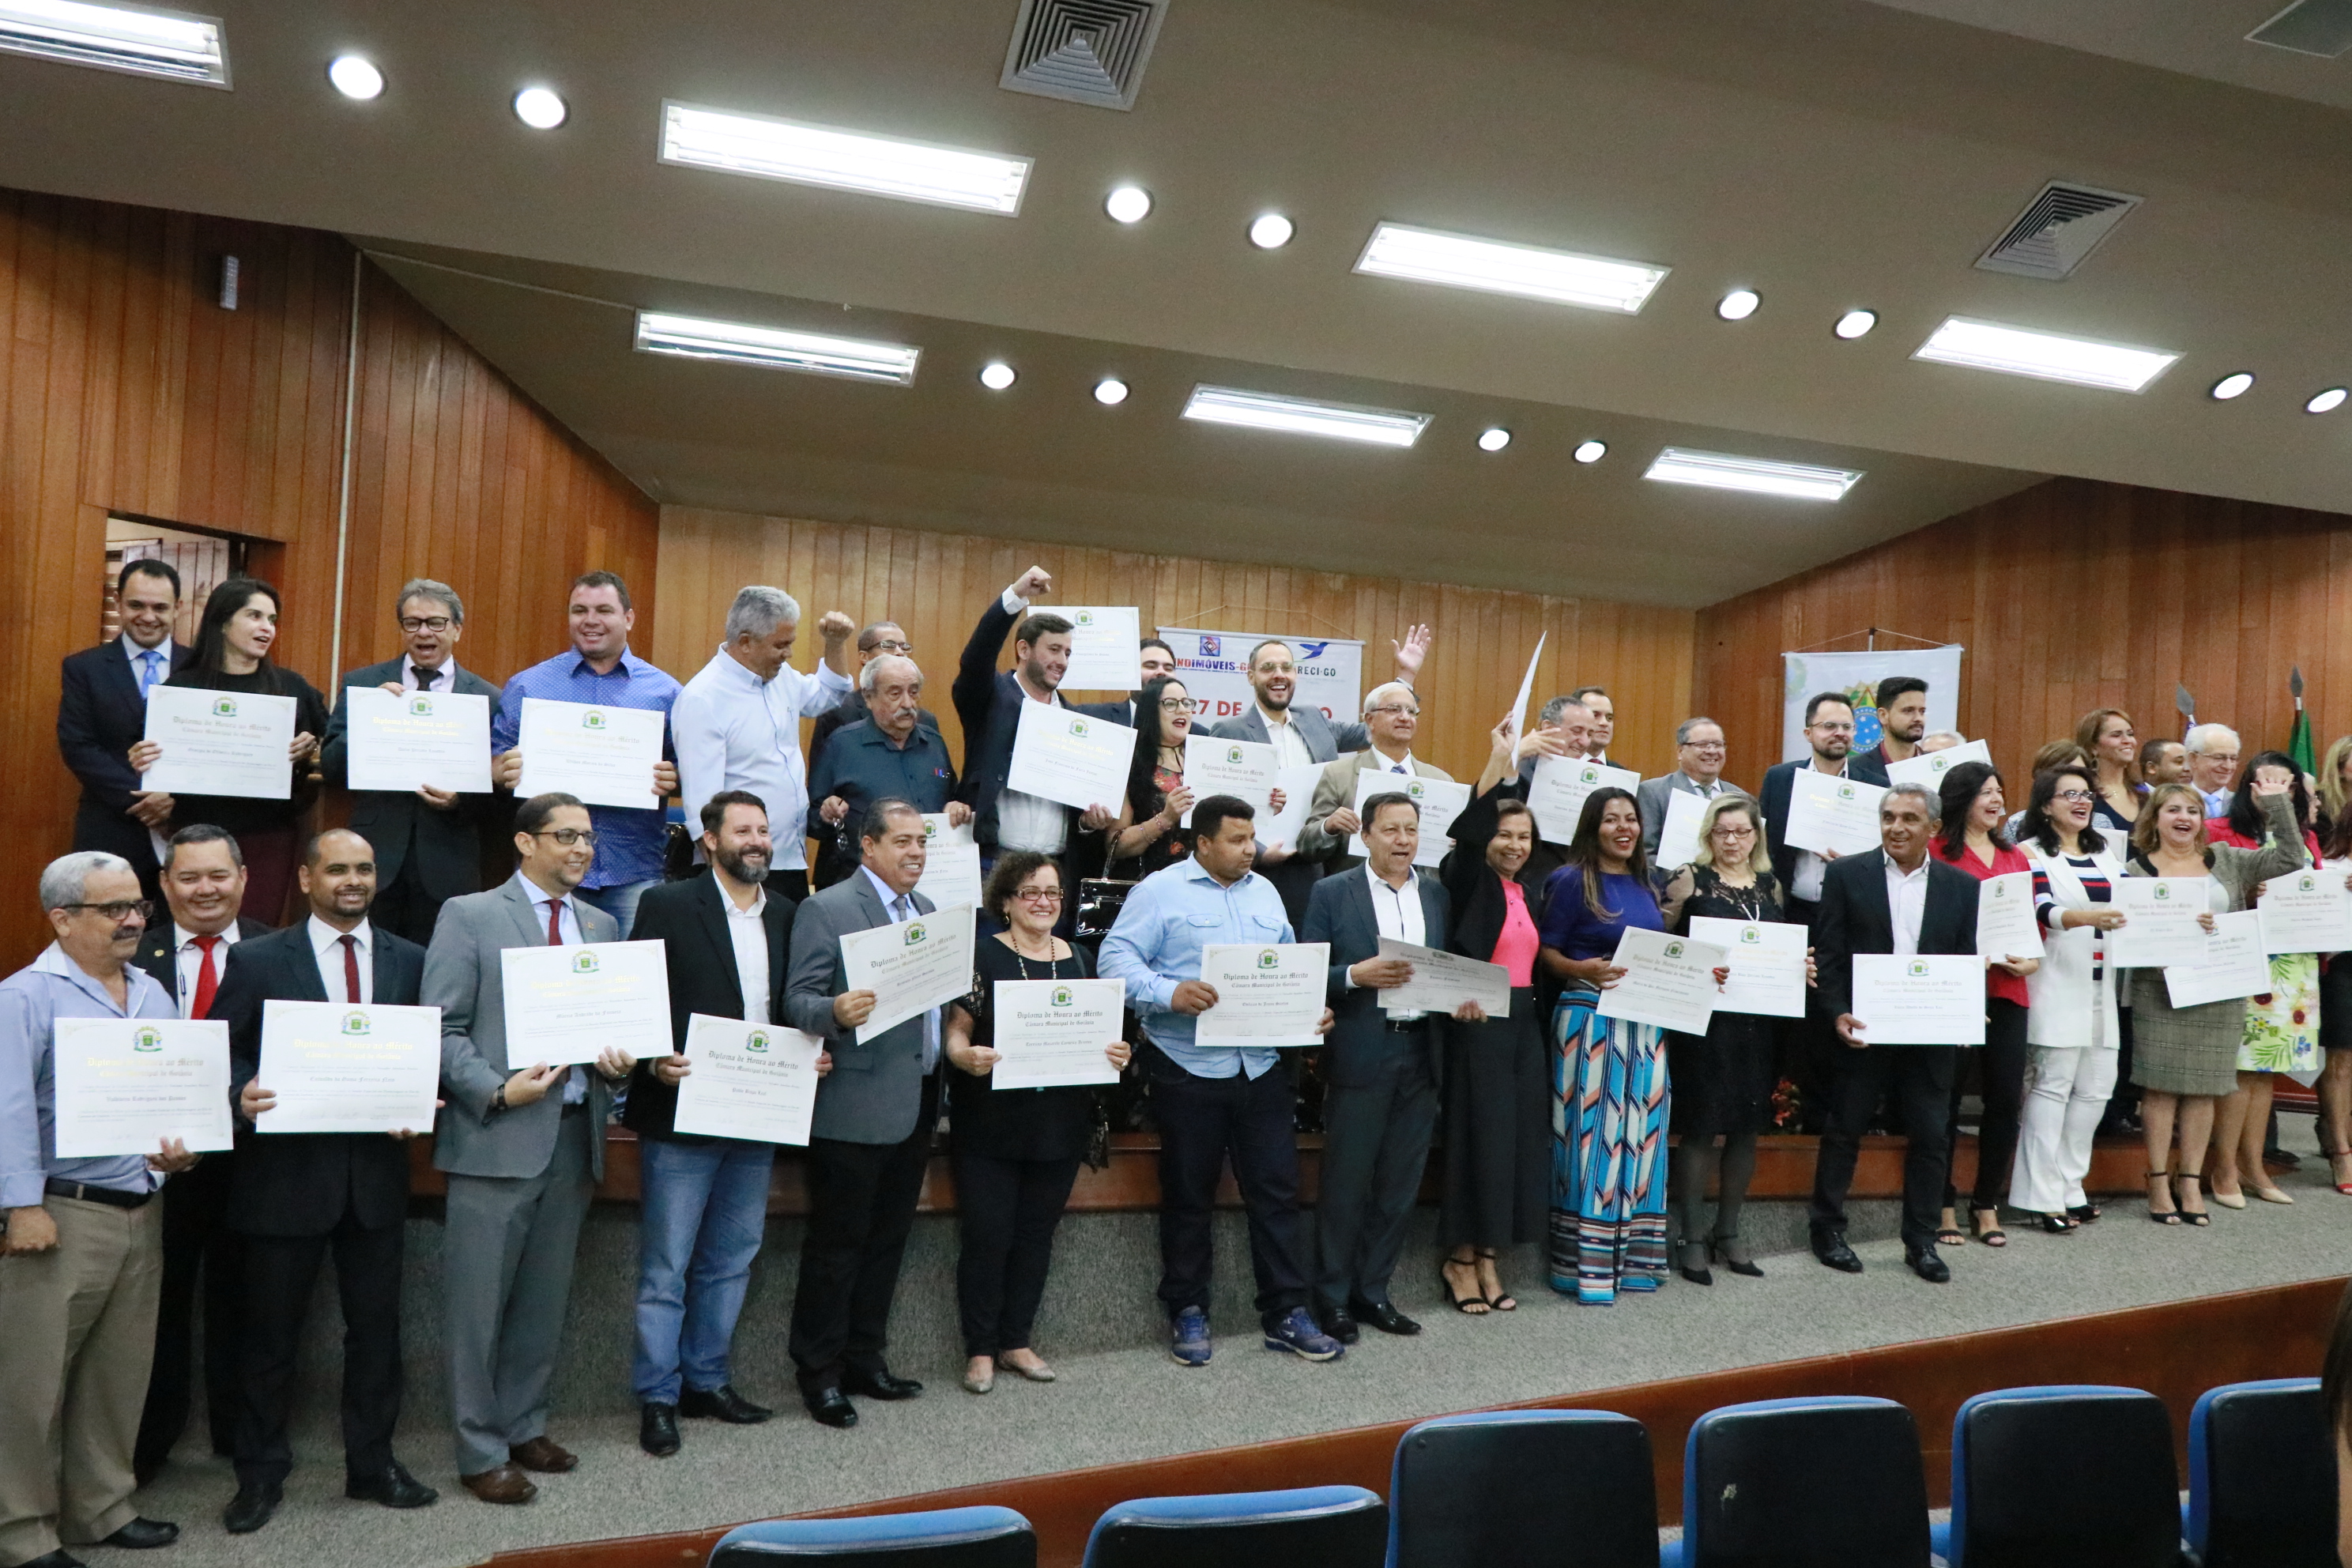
left=99, top=1518, right=179, bottom=1550
left=507, top=1435, right=577, bottom=1473
left=459, top=1464, right=537, bottom=1505
left=639, top=1403, right=680, bottom=1458
left=345, top=1460, right=437, bottom=1509
left=803, top=1387, right=858, bottom=1429
left=1811, top=1231, right=1864, bottom=1273
left=1316, top=1302, right=1360, bottom=1345
left=1906, top=1246, right=1951, bottom=1283
left=1001, top=1354, right=1055, bottom=1382
left=1351, top=1298, right=1422, bottom=1336
left=222, top=1483, right=281, bottom=1535
left=679, top=1384, right=771, bottom=1423
left=20, top=1551, right=86, bottom=1568
left=842, top=1366, right=923, bottom=1400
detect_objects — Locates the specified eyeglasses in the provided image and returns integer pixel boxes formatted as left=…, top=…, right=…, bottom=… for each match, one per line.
left=1367, top=706, right=1422, bottom=718
left=1683, top=742, right=1726, bottom=752
left=1159, top=698, right=1199, bottom=713
left=61, top=899, right=153, bottom=922
left=868, top=638, right=914, bottom=655
left=531, top=828, right=599, bottom=846
left=1014, top=888, right=1065, bottom=905
left=2053, top=790, right=2095, bottom=803
left=398, top=616, right=454, bottom=633
left=1253, top=662, right=1298, bottom=676
left=1710, top=824, right=1756, bottom=838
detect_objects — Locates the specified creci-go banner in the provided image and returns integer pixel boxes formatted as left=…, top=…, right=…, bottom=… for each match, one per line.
left=1157, top=628, right=1364, bottom=726
left=1780, top=645, right=1963, bottom=762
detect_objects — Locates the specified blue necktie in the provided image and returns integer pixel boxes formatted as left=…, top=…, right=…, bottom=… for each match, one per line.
left=138, top=650, right=162, bottom=698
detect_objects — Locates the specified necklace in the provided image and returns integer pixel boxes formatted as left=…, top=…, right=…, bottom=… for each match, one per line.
left=1008, top=929, right=1059, bottom=977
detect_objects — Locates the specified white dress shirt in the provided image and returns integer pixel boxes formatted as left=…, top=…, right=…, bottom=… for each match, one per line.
left=1357, top=864, right=1428, bottom=1020
left=1679, top=771, right=1728, bottom=798
left=673, top=646, right=853, bottom=872
left=307, top=915, right=373, bottom=1004
left=861, top=866, right=939, bottom=1071
left=524, top=883, right=590, bottom=1103
left=1370, top=748, right=1416, bottom=776
left=402, top=656, right=463, bottom=693
left=120, top=633, right=175, bottom=700
left=1884, top=855, right=1931, bottom=957
left=1258, top=707, right=1317, bottom=771
left=722, top=886, right=771, bottom=1026
left=995, top=588, right=1076, bottom=856
left=172, top=920, right=243, bottom=1018
left=1790, top=758, right=1849, bottom=904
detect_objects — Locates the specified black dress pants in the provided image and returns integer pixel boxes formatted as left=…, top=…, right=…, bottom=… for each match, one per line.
left=135, top=1150, right=243, bottom=1477
left=1151, top=1059, right=1309, bottom=1328
left=1809, top=1044, right=1958, bottom=1251
left=1944, top=998, right=2029, bottom=1211
left=951, top=1151, right=1082, bottom=1358
left=368, top=855, right=449, bottom=950
left=235, top=1212, right=405, bottom=1488
left=788, top=1074, right=939, bottom=1392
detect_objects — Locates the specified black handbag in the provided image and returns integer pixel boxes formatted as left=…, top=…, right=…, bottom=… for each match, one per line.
left=1076, top=876, right=1136, bottom=940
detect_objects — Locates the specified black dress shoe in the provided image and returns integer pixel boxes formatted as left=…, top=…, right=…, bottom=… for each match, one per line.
left=841, top=1366, right=923, bottom=1400
left=803, top=1387, right=858, bottom=1429
left=20, top=1550, right=87, bottom=1568
left=679, top=1383, right=772, bottom=1423
left=1317, top=1303, right=1360, bottom=1344
left=1351, top=1298, right=1422, bottom=1336
left=639, top=1402, right=680, bottom=1457
left=100, top=1518, right=180, bottom=1550
left=1811, top=1232, right=1864, bottom=1273
left=346, top=1460, right=438, bottom=1509
left=1906, top=1246, right=1952, bottom=1283
left=223, top=1483, right=281, bottom=1535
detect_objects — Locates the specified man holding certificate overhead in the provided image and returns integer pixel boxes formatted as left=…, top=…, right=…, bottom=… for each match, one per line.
left=1, top=853, right=198, bottom=1566
left=209, top=828, right=436, bottom=1533
left=1808, top=782, right=1981, bottom=1284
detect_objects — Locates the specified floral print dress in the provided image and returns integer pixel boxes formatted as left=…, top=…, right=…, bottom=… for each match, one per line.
left=2207, top=818, right=2322, bottom=1074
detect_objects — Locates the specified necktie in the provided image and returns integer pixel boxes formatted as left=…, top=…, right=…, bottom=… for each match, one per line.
left=138, top=649, right=162, bottom=698
left=546, top=899, right=564, bottom=945
left=340, top=933, right=362, bottom=1004
left=191, top=933, right=220, bottom=1020
left=413, top=663, right=439, bottom=692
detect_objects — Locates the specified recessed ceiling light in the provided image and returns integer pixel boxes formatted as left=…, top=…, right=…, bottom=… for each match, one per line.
left=658, top=101, right=1031, bottom=216
left=1354, top=222, right=1670, bottom=315
left=1104, top=184, right=1152, bottom=224
left=2308, top=386, right=2347, bottom=414
left=1717, top=288, right=1760, bottom=322
left=1249, top=213, right=1294, bottom=249
left=0, top=0, right=227, bottom=85
left=633, top=311, right=921, bottom=384
left=513, top=85, right=566, bottom=129
left=1913, top=315, right=2178, bottom=392
left=1182, top=385, right=1430, bottom=448
left=1093, top=377, right=1129, bottom=405
left=1644, top=447, right=1862, bottom=502
left=2209, top=372, right=2255, bottom=401
left=978, top=360, right=1016, bottom=390
left=1573, top=439, right=1608, bottom=464
left=1476, top=426, right=1511, bottom=452
left=1834, top=309, right=1878, bottom=340
left=326, top=53, right=381, bottom=100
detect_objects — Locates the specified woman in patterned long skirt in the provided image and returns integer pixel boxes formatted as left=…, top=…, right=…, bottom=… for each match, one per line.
left=1537, top=787, right=1670, bottom=1303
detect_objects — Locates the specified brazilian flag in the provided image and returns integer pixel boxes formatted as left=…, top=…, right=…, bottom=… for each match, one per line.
left=2289, top=665, right=2315, bottom=778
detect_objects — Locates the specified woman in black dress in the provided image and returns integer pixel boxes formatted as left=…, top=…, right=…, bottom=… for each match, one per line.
left=942, top=852, right=1132, bottom=1394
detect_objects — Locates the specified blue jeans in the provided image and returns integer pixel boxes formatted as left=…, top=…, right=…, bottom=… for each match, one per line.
left=579, top=878, right=658, bottom=940
left=631, top=1136, right=775, bottom=1405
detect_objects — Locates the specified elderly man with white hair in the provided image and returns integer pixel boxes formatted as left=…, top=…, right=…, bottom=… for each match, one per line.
left=1296, top=681, right=1457, bottom=873
left=673, top=586, right=858, bottom=903
left=2185, top=723, right=2243, bottom=820
left=808, top=654, right=971, bottom=890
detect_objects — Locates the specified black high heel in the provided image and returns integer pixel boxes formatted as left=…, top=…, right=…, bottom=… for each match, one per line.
left=2145, top=1170, right=2180, bottom=1226
left=1441, top=1256, right=1489, bottom=1314
left=1713, top=1236, right=1764, bottom=1277
left=2174, top=1173, right=2211, bottom=1227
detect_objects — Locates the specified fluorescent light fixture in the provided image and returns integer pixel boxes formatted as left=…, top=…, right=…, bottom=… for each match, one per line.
left=1249, top=213, right=1294, bottom=249
left=326, top=53, right=380, bottom=100
left=1354, top=222, right=1669, bottom=314
left=1717, top=288, right=1760, bottom=322
left=1834, top=309, right=1878, bottom=340
left=978, top=360, right=1016, bottom=390
left=1913, top=315, right=2178, bottom=392
left=0, top=0, right=227, bottom=85
left=659, top=101, right=1031, bottom=216
left=1645, top=447, right=1861, bottom=502
left=2309, top=386, right=2347, bottom=414
left=2210, top=371, right=2255, bottom=401
left=1476, top=426, right=1511, bottom=452
left=1104, top=184, right=1152, bottom=224
left=1573, top=439, right=1608, bottom=464
left=1092, top=377, right=1129, bottom=405
left=513, top=85, right=566, bottom=129
left=633, top=311, right=920, bottom=385
left=1181, top=385, right=1429, bottom=448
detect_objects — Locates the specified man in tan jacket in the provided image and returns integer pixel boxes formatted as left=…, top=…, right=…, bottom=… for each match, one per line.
left=1295, top=682, right=1456, bottom=874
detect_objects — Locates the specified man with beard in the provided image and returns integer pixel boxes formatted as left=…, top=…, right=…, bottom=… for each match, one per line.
left=621, top=791, right=819, bottom=1456
left=1860, top=677, right=1930, bottom=771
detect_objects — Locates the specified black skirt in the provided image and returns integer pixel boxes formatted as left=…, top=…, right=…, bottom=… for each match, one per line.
left=1666, top=1012, right=1777, bottom=1136
left=1438, top=987, right=1550, bottom=1247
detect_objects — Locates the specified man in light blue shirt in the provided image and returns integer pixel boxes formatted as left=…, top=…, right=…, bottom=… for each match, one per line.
left=1099, top=796, right=1340, bottom=1370
left=1, top=852, right=199, bottom=1564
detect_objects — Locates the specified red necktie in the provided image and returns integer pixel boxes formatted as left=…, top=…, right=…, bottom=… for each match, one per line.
left=546, top=899, right=564, bottom=946
left=191, top=934, right=220, bottom=1020
left=341, top=933, right=361, bottom=1004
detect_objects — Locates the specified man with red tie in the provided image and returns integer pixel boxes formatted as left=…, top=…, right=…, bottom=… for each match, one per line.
left=130, top=824, right=273, bottom=1484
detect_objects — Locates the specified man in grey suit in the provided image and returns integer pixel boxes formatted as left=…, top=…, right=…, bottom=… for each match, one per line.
left=1301, top=792, right=1468, bottom=1344
left=1634, top=717, right=1751, bottom=861
left=425, top=793, right=636, bottom=1504
left=782, top=797, right=940, bottom=1428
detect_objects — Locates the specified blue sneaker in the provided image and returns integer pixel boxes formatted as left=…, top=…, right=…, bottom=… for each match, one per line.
left=1169, top=1307, right=1212, bottom=1367
left=1262, top=1306, right=1345, bottom=1362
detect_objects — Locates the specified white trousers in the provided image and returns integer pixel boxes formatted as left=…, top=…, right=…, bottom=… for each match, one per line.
left=2009, top=1045, right=2119, bottom=1213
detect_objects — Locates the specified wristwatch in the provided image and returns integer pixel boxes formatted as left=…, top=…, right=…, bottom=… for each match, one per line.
left=491, top=1084, right=508, bottom=1114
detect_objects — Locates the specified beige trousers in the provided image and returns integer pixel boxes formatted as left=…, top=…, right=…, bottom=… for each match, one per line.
left=0, top=1195, right=161, bottom=1561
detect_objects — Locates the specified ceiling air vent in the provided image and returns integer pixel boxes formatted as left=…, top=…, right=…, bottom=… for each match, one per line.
left=2248, top=0, right=2352, bottom=58
left=1974, top=182, right=2142, bottom=281
left=999, top=0, right=1168, bottom=111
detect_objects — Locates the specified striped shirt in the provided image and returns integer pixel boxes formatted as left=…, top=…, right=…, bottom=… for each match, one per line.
left=2034, top=854, right=2114, bottom=979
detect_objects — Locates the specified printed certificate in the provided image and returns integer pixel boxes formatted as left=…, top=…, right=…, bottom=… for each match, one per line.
left=2164, top=910, right=2275, bottom=1008
left=254, top=1000, right=440, bottom=1134
left=499, top=939, right=673, bottom=1065
left=1347, top=771, right=1472, bottom=869
left=1976, top=871, right=2045, bottom=960
left=1527, top=758, right=1642, bottom=846
left=1004, top=702, right=1133, bottom=812
left=989, top=978, right=1127, bottom=1089
left=1884, top=740, right=1992, bottom=791
left=1059, top=606, right=1143, bottom=690
left=1849, top=954, right=1985, bottom=1046
left=914, top=815, right=984, bottom=911
left=1687, top=916, right=1807, bottom=1019
left=1596, top=928, right=1726, bottom=1036
left=672, top=1014, right=826, bottom=1145
left=51, top=1017, right=233, bottom=1157
left=1374, top=937, right=1511, bottom=1017
left=1195, top=942, right=1329, bottom=1047
left=342, top=687, right=493, bottom=793
left=1182, top=735, right=1280, bottom=826
left=840, top=903, right=976, bottom=1045
left=140, top=685, right=296, bottom=800
left=514, top=697, right=665, bottom=810
left=1781, top=769, right=1886, bottom=857
left=2108, top=878, right=2210, bottom=968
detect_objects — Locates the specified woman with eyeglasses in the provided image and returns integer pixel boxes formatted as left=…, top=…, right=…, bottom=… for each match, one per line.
left=1106, top=675, right=1283, bottom=880
left=941, top=852, right=1132, bottom=1395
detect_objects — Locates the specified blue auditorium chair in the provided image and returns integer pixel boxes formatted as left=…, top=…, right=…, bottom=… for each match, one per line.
left=1389, top=1409, right=1659, bottom=1568
left=1669, top=1396, right=1931, bottom=1568
left=709, top=1506, right=1036, bottom=1568
left=1081, top=1485, right=1388, bottom=1568
left=2187, top=1377, right=2336, bottom=1568
left=1936, top=1385, right=2180, bottom=1568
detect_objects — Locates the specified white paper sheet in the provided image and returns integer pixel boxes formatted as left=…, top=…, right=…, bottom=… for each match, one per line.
left=1004, top=702, right=1133, bottom=813
left=254, top=1000, right=441, bottom=1134
left=139, top=685, right=296, bottom=800
left=1058, top=606, right=1143, bottom=691
left=342, top=687, right=493, bottom=793
left=839, top=903, right=976, bottom=1045
left=672, top=1014, right=826, bottom=1145
left=514, top=697, right=666, bottom=810
left=51, top=1017, right=233, bottom=1157
left=499, top=939, right=673, bottom=1065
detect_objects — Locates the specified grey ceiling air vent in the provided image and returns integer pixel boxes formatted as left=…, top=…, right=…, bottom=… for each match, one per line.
left=2248, top=0, right=2352, bottom=58
left=999, top=0, right=1168, bottom=111
left=1974, top=182, right=2143, bottom=281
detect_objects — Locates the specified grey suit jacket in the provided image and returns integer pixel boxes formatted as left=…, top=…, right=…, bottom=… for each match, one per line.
left=1304, top=865, right=1451, bottom=1089
left=1297, top=752, right=1457, bottom=869
left=785, top=872, right=937, bottom=1147
left=1634, top=772, right=1753, bottom=861
left=1200, top=703, right=1369, bottom=763
left=426, top=872, right=620, bottom=1180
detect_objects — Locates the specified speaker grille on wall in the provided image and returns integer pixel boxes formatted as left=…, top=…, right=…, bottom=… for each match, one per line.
left=1000, top=0, right=1168, bottom=111
left=1974, top=182, right=2142, bottom=281
left=2247, top=0, right=2352, bottom=57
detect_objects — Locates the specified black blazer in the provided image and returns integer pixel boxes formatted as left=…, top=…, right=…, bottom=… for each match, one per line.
left=58, top=639, right=197, bottom=860
left=209, top=920, right=428, bottom=1235
left=319, top=655, right=509, bottom=900
left=1810, top=849, right=1981, bottom=1023
left=952, top=596, right=1080, bottom=850
left=622, top=869, right=795, bottom=1142
left=1304, top=865, right=1451, bottom=1089
left=1760, top=754, right=1892, bottom=895
left=134, top=914, right=276, bottom=1014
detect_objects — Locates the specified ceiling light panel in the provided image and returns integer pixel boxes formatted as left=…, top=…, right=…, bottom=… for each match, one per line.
left=1354, top=223, right=1669, bottom=315
left=1912, top=315, right=2178, bottom=393
left=0, top=0, right=227, bottom=85
left=1644, top=447, right=1862, bottom=502
left=1834, top=310, right=1878, bottom=340
left=659, top=101, right=1031, bottom=216
left=326, top=53, right=380, bottom=100
left=1248, top=213, right=1294, bottom=249
left=1573, top=439, right=1608, bottom=464
left=1181, top=385, right=1430, bottom=448
left=513, top=85, right=566, bottom=129
left=633, top=311, right=920, bottom=385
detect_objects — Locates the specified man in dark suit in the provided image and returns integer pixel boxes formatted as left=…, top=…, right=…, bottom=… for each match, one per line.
left=58, top=559, right=196, bottom=903
left=1807, top=782, right=1981, bottom=1284
left=624, top=790, right=813, bottom=1458
left=131, top=824, right=271, bottom=1485
left=782, top=797, right=941, bottom=1427
left=1072, top=638, right=1178, bottom=726
left=1303, top=791, right=1468, bottom=1344
left=319, top=578, right=506, bottom=948
left=1759, top=692, right=1892, bottom=922
left=211, top=828, right=438, bottom=1533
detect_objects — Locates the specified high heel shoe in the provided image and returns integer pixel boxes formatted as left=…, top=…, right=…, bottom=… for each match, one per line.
left=2144, top=1170, right=2180, bottom=1226
left=1476, top=1249, right=1518, bottom=1310
left=1677, top=1242, right=1713, bottom=1287
left=1712, top=1235, right=1763, bottom=1277
left=2324, top=1147, right=2352, bottom=1197
left=1441, top=1257, right=1489, bottom=1314
left=1968, top=1201, right=2008, bottom=1247
left=2174, top=1173, right=2211, bottom=1226
left=2034, top=1212, right=2074, bottom=1234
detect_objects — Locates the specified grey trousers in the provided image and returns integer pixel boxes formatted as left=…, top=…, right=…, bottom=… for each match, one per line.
left=1314, top=1042, right=1439, bottom=1310
left=443, top=1110, right=594, bottom=1476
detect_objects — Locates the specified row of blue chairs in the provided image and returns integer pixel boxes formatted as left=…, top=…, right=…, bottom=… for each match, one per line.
left=705, top=1379, right=2334, bottom=1568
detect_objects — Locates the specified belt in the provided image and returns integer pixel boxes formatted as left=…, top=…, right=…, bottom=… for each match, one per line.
left=560, top=1099, right=589, bottom=1118
left=1383, top=1016, right=1430, bottom=1033
left=44, top=1178, right=154, bottom=1210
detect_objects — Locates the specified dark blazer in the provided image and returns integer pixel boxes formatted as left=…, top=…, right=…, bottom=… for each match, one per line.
left=319, top=656, right=508, bottom=899
left=1304, top=865, right=1451, bottom=1090
left=952, top=596, right=1078, bottom=850
left=1760, top=754, right=1892, bottom=895
left=58, top=638, right=198, bottom=869
left=622, top=869, right=794, bottom=1141
left=209, top=920, right=428, bottom=1235
left=1197, top=701, right=1370, bottom=760
left=1073, top=696, right=1137, bottom=726
left=1810, top=849, right=1981, bottom=1023
left=134, top=914, right=276, bottom=1013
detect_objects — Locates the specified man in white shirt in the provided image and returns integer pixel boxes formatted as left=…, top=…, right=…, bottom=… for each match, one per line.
left=1297, top=682, right=1456, bottom=873
left=673, top=586, right=856, bottom=903
left=1760, top=695, right=1892, bottom=918
left=58, top=559, right=194, bottom=903
left=2185, top=723, right=2241, bottom=818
